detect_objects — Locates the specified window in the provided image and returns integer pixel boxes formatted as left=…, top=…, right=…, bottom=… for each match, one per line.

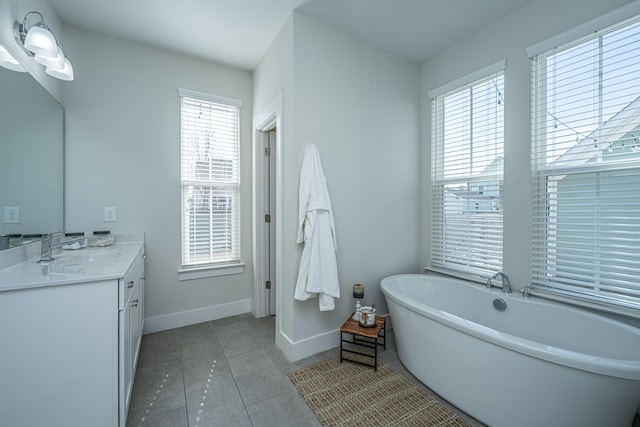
left=179, top=89, right=242, bottom=269
left=430, top=64, right=505, bottom=278
left=530, top=14, right=640, bottom=311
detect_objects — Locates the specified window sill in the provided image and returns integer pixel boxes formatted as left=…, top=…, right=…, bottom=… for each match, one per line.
left=179, top=262, right=245, bottom=281
left=424, top=266, right=487, bottom=285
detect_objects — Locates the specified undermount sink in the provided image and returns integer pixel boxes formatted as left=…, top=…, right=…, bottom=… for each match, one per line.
left=54, top=250, right=121, bottom=265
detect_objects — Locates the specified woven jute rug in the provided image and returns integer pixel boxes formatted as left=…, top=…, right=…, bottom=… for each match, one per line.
left=288, top=358, right=470, bottom=427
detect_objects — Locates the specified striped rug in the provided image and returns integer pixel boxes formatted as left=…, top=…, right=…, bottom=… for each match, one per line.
left=288, top=358, right=470, bottom=427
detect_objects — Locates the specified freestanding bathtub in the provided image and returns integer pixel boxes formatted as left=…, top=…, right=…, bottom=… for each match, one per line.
left=381, top=274, right=640, bottom=427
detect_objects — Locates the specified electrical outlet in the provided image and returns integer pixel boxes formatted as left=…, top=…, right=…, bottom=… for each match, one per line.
left=4, top=207, right=20, bottom=224
left=104, top=207, right=117, bottom=222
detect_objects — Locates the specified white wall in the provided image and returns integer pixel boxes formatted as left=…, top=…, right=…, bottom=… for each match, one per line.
left=253, top=15, right=293, bottom=126
left=420, top=0, right=634, bottom=289
left=253, top=16, right=295, bottom=342
left=0, top=0, right=62, bottom=101
left=61, top=26, right=254, bottom=331
left=254, top=12, right=420, bottom=360
left=291, top=13, right=421, bottom=341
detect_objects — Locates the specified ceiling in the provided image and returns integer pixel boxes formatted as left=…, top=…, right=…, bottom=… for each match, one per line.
left=50, top=0, right=536, bottom=71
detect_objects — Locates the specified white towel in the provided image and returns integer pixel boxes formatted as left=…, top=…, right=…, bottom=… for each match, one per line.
left=294, top=144, right=340, bottom=311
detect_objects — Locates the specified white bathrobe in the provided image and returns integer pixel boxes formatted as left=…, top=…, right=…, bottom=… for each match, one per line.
left=294, top=144, right=340, bottom=311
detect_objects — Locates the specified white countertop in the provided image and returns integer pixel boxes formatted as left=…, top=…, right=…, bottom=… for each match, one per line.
left=0, top=241, right=143, bottom=292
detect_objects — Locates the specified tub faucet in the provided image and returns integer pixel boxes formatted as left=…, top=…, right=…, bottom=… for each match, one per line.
left=487, top=272, right=512, bottom=294
left=39, top=233, right=86, bottom=263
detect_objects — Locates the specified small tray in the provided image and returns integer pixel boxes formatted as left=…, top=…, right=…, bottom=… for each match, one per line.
left=88, top=234, right=115, bottom=247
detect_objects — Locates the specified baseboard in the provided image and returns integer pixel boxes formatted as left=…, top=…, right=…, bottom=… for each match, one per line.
left=144, top=304, right=391, bottom=360
left=276, top=327, right=339, bottom=362
left=143, top=299, right=252, bottom=334
left=276, top=313, right=392, bottom=362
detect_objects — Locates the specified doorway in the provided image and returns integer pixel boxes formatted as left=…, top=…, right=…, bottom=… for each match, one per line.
left=253, top=95, right=282, bottom=319
left=265, top=129, right=276, bottom=316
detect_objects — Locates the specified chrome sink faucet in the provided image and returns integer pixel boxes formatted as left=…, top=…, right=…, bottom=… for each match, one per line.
left=38, top=233, right=86, bottom=263
left=486, top=272, right=512, bottom=294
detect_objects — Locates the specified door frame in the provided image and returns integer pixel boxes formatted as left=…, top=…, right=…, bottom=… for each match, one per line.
left=252, top=93, right=283, bottom=319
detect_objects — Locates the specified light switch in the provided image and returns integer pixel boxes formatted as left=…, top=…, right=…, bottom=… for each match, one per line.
left=104, top=207, right=117, bottom=222
left=4, top=207, right=20, bottom=224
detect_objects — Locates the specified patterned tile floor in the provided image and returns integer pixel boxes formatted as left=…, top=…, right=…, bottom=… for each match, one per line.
left=126, top=313, right=491, bottom=426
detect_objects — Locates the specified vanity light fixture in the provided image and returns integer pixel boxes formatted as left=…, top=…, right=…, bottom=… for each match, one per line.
left=0, top=44, right=26, bottom=72
left=34, top=45, right=64, bottom=68
left=13, top=11, right=74, bottom=81
left=22, top=13, right=57, bottom=57
left=45, top=56, right=74, bottom=81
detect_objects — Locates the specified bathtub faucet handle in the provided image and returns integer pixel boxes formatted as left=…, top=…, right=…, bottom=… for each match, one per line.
left=487, top=272, right=511, bottom=294
left=500, top=273, right=512, bottom=294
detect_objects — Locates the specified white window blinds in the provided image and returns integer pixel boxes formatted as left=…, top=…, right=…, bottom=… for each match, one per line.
left=530, top=15, right=640, bottom=310
left=431, top=69, right=505, bottom=278
left=180, top=89, right=242, bottom=267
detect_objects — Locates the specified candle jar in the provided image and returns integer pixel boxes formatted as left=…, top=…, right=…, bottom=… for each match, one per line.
left=359, top=307, right=376, bottom=327
left=352, top=283, right=364, bottom=299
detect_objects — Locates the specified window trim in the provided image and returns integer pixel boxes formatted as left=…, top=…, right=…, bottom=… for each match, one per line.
left=429, top=64, right=505, bottom=278
left=528, top=12, right=640, bottom=316
left=178, top=262, right=245, bottom=281
left=428, top=59, right=505, bottom=99
left=178, top=88, right=243, bottom=273
left=178, top=88, right=243, bottom=109
left=526, top=1, right=640, bottom=58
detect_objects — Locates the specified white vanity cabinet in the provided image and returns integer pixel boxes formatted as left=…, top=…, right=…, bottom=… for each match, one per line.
left=0, top=243, right=145, bottom=427
left=119, top=248, right=145, bottom=426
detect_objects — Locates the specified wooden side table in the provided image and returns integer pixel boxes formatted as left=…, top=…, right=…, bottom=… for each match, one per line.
left=340, top=314, right=386, bottom=371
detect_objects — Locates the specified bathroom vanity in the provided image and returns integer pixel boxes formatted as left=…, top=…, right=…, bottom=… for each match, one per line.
left=0, top=236, right=144, bottom=427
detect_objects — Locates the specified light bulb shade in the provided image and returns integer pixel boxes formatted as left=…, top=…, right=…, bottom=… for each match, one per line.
left=35, top=46, right=64, bottom=68
left=0, top=57, right=27, bottom=72
left=24, top=24, right=57, bottom=57
left=0, top=45, right=27, bottom=72
left=46, top=57, right=73, bottom=81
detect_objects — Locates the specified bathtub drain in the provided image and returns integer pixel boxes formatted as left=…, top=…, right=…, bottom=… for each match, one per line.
left=493, top=298, right=507, bottom=311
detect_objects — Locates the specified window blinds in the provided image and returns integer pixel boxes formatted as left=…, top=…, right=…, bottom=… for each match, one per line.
left=180, top=90, right=241, bottom=267
left=530, top=15, right=640, bottom=310
left=431, top=70, right=505, bottom=278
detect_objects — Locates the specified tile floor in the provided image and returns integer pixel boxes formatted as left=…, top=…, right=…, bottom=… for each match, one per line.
left=125, top=313, right=481, bottom=426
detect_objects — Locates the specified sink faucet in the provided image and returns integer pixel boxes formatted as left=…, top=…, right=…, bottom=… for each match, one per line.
left=486, top=272, right=512, bottom=294
left=38, top=233, right=86, bottom=263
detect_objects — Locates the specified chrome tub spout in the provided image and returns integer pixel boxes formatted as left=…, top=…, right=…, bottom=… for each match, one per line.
left=487, top=272, right=511, bottom=294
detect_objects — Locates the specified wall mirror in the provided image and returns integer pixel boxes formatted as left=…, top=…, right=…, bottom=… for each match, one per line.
left=0, top=66, right=64, bottom=250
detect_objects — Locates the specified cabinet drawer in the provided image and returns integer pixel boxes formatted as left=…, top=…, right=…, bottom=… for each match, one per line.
left=119, top=248, right=142, bottom=310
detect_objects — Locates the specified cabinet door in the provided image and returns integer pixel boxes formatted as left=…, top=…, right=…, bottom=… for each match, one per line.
left=128, top=283, right=140, bottom=402
left=0, top=280, right=118, bottom=427
left=119, top=247, right=145, bottom=426
left=134, top=254, right=145, bottom=365
left=119, top=300, right=131, bottom=426
left=120, top=280, right=139, bottom=426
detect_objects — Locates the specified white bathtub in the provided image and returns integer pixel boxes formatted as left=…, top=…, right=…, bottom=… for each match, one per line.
left=380, top=274, right=640, bottom=427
